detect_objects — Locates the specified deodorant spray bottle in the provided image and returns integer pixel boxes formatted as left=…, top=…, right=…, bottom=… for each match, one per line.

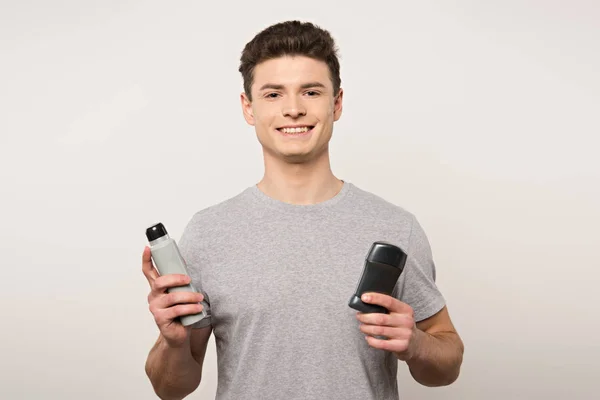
left=146, top=222, right=208, bottom=327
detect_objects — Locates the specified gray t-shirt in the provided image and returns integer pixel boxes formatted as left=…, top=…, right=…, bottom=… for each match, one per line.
left=178, top=181, right=446, bottom=400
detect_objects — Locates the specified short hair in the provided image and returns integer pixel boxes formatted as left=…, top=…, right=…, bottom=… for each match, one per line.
left=239, top=20, right=341, bottom=101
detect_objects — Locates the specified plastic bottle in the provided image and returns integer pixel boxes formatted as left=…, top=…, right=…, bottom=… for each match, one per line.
left=348, top=241, right=408, bottom=314
left=146, top=222, right=208, bottom=326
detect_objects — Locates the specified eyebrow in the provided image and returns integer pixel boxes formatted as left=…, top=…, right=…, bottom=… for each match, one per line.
left=258, top=82, right=327, bottom=91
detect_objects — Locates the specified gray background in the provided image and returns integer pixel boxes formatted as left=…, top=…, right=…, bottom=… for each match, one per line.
left=1, top=0, right=599, bottom=399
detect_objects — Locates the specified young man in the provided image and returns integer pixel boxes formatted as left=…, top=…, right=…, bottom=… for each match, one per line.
left=143, top=20, right=464, bottom=400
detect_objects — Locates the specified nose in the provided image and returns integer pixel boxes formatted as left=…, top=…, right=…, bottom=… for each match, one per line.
left=282, top=96, right=306, bottom=118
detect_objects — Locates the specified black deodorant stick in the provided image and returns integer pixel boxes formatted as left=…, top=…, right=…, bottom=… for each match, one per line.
left=348, top=241, right=408, bottom=314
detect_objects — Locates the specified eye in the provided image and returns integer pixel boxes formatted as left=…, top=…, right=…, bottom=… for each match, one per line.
left=305, top=91, right=320, bottom=96
left=265, top=92, right=280, bottom=99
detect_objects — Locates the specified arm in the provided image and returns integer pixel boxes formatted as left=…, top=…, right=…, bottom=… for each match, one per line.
left=145, top=326, right=212, bottom=400
left=357, top=294, right=464, bottom=387
left=406, top=306, right=464, bottom=387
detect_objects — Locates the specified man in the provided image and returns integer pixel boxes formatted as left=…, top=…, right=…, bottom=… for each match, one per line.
left=143, top=20, right=464, bottom=400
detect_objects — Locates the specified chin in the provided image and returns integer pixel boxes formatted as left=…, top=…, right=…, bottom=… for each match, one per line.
left=279, top=152, right=313, bottom=164
left=279, top=144, right=330, bottom=164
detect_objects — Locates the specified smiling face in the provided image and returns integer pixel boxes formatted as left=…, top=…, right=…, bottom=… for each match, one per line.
left=241, top=55, right=343, bottom=164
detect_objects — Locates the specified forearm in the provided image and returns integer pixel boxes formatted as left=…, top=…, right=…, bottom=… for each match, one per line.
left=404, top=329, right=464, bottom=387
left=145, top=334, right=202, bottom=400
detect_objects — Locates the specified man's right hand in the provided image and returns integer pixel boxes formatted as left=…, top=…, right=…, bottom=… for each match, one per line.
left=142, top=246, right=205, bottom=348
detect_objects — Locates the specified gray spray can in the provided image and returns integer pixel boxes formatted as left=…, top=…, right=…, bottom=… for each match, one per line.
left=145, top=222, right=208, bottom=326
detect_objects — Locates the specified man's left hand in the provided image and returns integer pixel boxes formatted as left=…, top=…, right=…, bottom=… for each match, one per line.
left=356, top=292, right=420, bottom=361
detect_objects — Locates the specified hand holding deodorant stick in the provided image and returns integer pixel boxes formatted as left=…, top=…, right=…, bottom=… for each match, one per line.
left=146, top=222, right=208, bottom=327
left=348, top=242, right=408, bottom=314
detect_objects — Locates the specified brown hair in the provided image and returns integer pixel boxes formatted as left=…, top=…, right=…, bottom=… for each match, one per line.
left=239, top=20, right=341, bottom=101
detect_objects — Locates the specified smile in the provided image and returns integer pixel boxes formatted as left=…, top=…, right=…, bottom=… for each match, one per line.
left=276, top=125, right=315, bottom=135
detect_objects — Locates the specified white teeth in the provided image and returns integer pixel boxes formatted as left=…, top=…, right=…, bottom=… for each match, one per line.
left=280, top=126, right=310, bottom=134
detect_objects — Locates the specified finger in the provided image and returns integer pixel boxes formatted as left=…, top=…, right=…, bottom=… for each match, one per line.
left=356, top=312, right=414, bottom=328
left=142, top=247, right=159, bottom=282
left=155, top=291, right=204, bottom=310
left=365, top=335, right=410, bottom=353
left=359, top=323, right=412, bottom=341
left=153, top=303, right=204, bottom=326
left=152, top=274, right=193, bottom=293
left=361, top=293, right=413, bottom=315
left=163, top=303, right=205, bottom=323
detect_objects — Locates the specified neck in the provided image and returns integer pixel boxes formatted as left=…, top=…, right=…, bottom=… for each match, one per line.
left=257, top=149, right=344, bottom=205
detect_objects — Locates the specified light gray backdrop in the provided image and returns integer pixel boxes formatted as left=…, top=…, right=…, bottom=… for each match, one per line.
left=1, top=1, right=598, bottom=399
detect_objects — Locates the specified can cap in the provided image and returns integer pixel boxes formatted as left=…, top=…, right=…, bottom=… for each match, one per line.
left=366, top=241, right=407, bottom=268
left=146, top=222, right=168, bottom=242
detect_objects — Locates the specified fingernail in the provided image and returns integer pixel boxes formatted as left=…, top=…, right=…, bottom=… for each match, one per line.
left=362, top=294, right=370, bottom=301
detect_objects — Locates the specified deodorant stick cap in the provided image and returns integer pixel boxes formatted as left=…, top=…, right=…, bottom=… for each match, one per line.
left=146, top=222, right=168, bottom=242
left=366, top=242, right=407, bottom=268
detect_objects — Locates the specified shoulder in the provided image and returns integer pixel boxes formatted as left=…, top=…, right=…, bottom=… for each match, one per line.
left=182, top=186, right=254, bottom=237
left=345, top=182, right=417, bottom=226
left=344, top=183, right=436, bottom=253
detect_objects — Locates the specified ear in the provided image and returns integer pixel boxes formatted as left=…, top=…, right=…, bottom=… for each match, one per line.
left=333, top=88, right=343, bottom=122
left=240, top=92, right=255, bottom=126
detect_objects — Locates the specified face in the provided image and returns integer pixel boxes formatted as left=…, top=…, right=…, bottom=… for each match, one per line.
left=241, top=55, right=343, bottom=164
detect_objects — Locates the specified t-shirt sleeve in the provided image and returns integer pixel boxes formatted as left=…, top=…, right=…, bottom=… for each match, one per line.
left=394, top=214, right=446, bottom=322
left=178, top=217, right=212, bottom=329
